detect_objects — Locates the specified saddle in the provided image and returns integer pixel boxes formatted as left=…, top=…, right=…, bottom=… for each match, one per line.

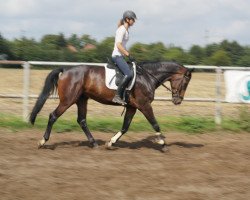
left=105, top=58, right=136, bottom=90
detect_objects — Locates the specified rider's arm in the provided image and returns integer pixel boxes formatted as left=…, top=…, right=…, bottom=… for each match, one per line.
left=115, top=26, right=130, bottom=57
left=116, top=42, right=129, bottom=57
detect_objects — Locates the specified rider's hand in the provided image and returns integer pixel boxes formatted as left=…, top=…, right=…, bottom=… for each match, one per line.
left=128, top=55, right=136, bottom=62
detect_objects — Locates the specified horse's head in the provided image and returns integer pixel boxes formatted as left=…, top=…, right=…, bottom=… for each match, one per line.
left=169, top=68, right=193, bottom=105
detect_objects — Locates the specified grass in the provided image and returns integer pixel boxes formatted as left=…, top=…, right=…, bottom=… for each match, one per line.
left=0, top=112, right=249, bottom=134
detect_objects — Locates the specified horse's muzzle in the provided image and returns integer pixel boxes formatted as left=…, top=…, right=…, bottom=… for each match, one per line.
left=172, top=97, right=182, bottom=105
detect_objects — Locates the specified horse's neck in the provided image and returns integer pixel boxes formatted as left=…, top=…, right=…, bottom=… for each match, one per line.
left=145, top=67, right=172, bottom=88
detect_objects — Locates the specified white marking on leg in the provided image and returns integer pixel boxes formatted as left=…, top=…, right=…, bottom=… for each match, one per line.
left=107, top=141, right=113, bottom=147
left=155, top=132, right=161, bottom=136
left=38, top=138, right=46, bottom=147
left=110, top=131, right=122, bottom=144
left=156, top=139, right=165, bottom=145
left=155, top=132, right=165, bottom=145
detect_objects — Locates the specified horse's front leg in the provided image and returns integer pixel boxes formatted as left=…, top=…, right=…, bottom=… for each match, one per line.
left=106, top=106, right=137, bottom=149
left=139, top=104, right=168, bottom=152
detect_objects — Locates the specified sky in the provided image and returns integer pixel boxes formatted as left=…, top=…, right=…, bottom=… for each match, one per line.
left=0, top=0, right=250, bottom=49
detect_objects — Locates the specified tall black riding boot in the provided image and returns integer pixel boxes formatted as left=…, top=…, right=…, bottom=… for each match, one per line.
left=112, top=75, right=131, bottom=105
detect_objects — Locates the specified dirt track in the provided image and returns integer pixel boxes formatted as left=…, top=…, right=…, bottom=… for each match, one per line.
left=0, top=129, right=250, bottom=200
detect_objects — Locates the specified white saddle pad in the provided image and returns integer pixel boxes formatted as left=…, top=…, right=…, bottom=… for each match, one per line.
left=104, top=62, right=136, bottom=90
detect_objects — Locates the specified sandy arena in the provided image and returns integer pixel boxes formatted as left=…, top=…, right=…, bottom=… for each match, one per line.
left=0, top=129, right=249, bottom=200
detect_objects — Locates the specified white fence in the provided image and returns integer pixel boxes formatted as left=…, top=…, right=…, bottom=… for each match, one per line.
left=0, top=60, right=250, bottom=124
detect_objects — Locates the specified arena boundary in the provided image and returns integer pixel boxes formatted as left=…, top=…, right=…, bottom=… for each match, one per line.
left=0, top=60, right=249, bottom=123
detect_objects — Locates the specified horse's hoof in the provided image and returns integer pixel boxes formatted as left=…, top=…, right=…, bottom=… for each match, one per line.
left=37, top=138, right=46, bottom=149
left=105, top=141, right=116, bottom=150
left=161, top=144, right=169, bottom=153
left=91, top=142, right=99, bottom=149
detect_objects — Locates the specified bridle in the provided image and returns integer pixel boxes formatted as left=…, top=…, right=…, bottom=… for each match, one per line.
left=171, top=73, right=191, bottom=100
left=136, top=64, right=191, bottom=99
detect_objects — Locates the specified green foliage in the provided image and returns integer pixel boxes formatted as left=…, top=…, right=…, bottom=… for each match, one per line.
left=41, top=34, right=67, bottom=50
left=163, top=47, right=195, bottom=64
left=130, top=42, right=149, bottom=62
left=221, top=106, right=250, bottom=132
left=147, top=42, right=166, bottom=61
left=95, top=37, right=115, bottom=62
left=0, top=34, right=15, bottom=60
left=163, top=47, right=183, bottom=62
left=238, top=106, right=250, bottom=132
left=220, top=40, right=244, bottom=64
left=238, top=55, right=250, bottom=66
left=129, top=42, right=167, bottom=62
left=237, top=48, right=250, bottom=66
left=81, top=34, right=97, bottom=46
left=0, top=32, right=249, bottom=67
left=175, top=117, right=216, bottom=133
left=208, top=50, right=232, bottom=66
left=67, top=34, right=82, bottom=49
left=189, top=45, right=205, bottom=64
left=204, top=43, right=220, bottom=57
left=0, top=113, right=249, bottom=134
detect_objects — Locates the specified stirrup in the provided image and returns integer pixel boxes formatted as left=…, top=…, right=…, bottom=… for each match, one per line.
left=112, top=95, right=127, bottom=105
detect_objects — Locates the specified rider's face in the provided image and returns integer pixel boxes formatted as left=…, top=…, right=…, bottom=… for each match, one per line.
left=126, top=18, right=135, bottom=26
left=129, top=19, right=135, bottom=26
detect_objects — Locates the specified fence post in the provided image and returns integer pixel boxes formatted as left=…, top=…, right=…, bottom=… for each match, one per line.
left=215, top=67, right=222, bottom=125
left=22, top=62, right=30, bottom=122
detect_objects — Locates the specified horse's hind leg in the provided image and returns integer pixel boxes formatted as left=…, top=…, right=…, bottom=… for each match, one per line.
left=76, top=96, right=98, bottom=148
left=38, top=103, right=70, bottom=148
left=106, top=106, right=136, bottom=149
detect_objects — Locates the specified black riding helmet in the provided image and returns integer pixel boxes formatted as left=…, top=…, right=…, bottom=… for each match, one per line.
left=123, top=10, right=137, bottom=21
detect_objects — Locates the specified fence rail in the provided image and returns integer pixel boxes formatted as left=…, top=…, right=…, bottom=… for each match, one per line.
left=0, top=60, right=250, bottom=123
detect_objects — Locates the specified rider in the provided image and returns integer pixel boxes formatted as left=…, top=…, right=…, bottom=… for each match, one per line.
left=112, top=10, right=137, bottom=105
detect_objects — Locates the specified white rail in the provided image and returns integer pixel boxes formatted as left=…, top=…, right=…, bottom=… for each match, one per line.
left=28, top=61, right=106, bottom=66
left=1, top=61, right=250, bottom=124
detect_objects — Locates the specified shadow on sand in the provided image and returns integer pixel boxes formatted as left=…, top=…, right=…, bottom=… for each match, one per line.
left=41, top=136, right=204, bottom=152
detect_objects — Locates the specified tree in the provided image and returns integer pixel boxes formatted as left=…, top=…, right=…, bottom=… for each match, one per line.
left=147, top=42, right=166, bottom=61
left=0, top=33, right=14, bottom=60
left=81, top=34, right=97, bottom=46
left=68, top=34, right=82, bottom=49
left=220, top=40, right=244, bottom=65
left=238, top=55, right=250, bottom=66
left=129, top=42, right=149, bottom=62
left=41, top=34, right=67, bottom=50
left=237, top=47, right=250, bottom=66
left=0, top=32, right=249, bottom=66
left=208, top=50, right=232, bottom=66
left=189, top=45, right=205, bottom=64
left=57, top=33, right=67, bottom=48
left=164, top=47, right=196, bottom=64
left=10, top=37, right=43, bottom=60
left=95, top=37, right=114, bottom=62
left=204, top=43, right=220, bottom=57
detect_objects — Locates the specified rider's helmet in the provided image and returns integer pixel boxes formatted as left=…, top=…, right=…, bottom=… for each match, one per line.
left=123, top=10, right=137, bottom=21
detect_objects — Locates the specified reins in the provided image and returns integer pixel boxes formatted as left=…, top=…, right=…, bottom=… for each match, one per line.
left=136, top=63, right=172, bottom=92
left=135, top=62, right=191, bottom=98
left=136, top=63, right=173, bottom=93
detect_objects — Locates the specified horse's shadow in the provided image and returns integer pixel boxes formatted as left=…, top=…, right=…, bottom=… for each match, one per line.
left=41, top=140, right=105, bottom=150
left=113, top=136, right=204, bottom=152
left=41, top=136, right=204, bottom=152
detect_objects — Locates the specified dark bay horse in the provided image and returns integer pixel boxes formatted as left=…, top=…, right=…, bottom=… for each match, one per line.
left=30, top=61, right=192, bottom=152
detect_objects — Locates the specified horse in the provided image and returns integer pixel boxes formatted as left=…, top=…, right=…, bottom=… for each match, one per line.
left=29, top=61, right=192, bottom=152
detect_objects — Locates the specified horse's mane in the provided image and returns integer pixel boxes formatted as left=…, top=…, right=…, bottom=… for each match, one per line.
left=138, top=61, right=184, bottom=73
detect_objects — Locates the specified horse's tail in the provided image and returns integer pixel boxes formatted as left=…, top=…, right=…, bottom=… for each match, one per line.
left=29, top=67, right=64, bottom=125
